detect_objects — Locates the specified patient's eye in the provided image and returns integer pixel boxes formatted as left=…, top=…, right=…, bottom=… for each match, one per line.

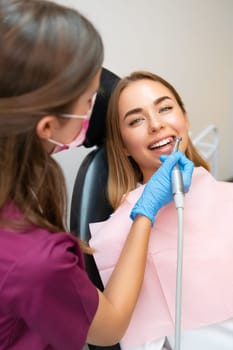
left=158, top=105, right=173, bottom=114
left=128, top=115, right=146, bottom=126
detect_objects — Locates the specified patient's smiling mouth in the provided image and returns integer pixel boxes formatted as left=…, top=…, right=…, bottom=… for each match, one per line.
left=148, top=136, right=175, bottom=150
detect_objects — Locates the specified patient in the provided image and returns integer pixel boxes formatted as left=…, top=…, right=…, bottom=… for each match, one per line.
left=89, top=71, right=233, bottom=350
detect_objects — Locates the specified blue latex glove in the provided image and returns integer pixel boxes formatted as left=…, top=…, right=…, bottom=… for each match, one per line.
left=130, top=151, right=194, bottom=225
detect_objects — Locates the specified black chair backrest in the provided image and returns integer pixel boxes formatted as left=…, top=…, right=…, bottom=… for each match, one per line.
left=70, top=146, right=112, bottom=288
left=70, top=68, right=121, bottom=350
left=83, top=68, right=120, bottom=148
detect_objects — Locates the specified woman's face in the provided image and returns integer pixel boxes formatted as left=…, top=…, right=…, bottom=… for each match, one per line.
left=118, top=79, right=189, bottom=183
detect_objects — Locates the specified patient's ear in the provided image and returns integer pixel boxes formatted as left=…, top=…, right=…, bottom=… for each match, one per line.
left=184, top=113, right=190, bottom=130
left=36, top=115, right=57, bottom=140
left=123, top=147, right=131, bottom=157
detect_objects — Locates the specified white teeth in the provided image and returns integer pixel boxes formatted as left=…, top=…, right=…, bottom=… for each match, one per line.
left=150, top=137, right=172, bottom=149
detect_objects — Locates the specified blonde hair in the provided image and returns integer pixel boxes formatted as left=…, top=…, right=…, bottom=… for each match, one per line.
left=106, top=71, right=210, bottom=209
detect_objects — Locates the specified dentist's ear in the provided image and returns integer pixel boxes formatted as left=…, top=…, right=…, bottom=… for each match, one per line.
left=36, top=115, right=57, bottom=140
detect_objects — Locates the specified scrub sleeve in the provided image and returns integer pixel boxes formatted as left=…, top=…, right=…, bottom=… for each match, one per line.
left=0, top=230, right=99, bottom=350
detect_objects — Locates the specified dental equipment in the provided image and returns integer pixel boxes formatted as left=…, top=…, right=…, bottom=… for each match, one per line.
left=171, top=137, right=185, bottom=350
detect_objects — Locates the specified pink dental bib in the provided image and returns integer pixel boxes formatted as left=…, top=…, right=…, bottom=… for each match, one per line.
left=90, top=167, right=233, bottom=349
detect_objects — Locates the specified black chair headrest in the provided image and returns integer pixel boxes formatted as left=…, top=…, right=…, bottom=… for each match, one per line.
left=83, top=67, right=120, bottom=148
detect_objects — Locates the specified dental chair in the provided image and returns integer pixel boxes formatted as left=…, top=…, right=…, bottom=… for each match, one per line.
left=70, top=68, right=220, bottom=350
left=70, top=68, right=121, bottom=350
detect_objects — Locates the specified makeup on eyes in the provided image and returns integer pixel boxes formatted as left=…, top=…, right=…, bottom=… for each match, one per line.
left=124, top=96, right=173, bottom=120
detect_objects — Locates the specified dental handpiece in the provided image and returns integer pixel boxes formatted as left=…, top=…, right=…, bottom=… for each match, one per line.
left=171, top=137, right=184, bottom=198
left=172, top=137, right=185, bottom=350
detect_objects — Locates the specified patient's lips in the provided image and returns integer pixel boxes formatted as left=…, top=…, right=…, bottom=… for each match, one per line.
left=148, top=136, right=176, bottom=154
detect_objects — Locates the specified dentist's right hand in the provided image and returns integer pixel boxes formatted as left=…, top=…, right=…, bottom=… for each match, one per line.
left=130, top=151, right=194, bottom=225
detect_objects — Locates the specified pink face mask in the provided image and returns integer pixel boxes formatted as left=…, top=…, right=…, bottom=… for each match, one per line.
left=48, top=118, right=90, bottom=153
left=48, top=94, right=96, bottom=154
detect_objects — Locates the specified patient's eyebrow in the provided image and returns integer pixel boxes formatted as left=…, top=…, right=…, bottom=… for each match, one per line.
left=124, top=108, right=142, bottom=119
left=154, top=96, right=172, bottom=105
left=124, top=96, right=172, bottom=119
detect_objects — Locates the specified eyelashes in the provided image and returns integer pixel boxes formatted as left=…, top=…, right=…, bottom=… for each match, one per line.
left=127, top=105, right=174, bottom=126
left=128, top=117, right=145, bottom=126
left=158, top=105, right=173, bottom=114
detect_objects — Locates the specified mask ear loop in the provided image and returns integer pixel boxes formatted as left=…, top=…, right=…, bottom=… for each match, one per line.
left=59, top=114, right=89, bottom=119
left=47, top=138, right=64, bottom=147
left=47, top=113, right=89, bottom=147
left=60, top=92, right=97, bottom=120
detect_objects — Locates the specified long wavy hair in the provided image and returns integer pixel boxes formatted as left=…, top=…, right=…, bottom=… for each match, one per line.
left=0, top=0, right=104, bottom=250
left=106, top=71, right=210, bottom=209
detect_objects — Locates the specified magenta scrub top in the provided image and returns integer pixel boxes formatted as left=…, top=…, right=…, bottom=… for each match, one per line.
left=0, top=204, right=99, bottom=350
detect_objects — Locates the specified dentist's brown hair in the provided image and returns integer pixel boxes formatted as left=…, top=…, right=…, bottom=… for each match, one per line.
left=0, top=0, right=103, bottom=240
